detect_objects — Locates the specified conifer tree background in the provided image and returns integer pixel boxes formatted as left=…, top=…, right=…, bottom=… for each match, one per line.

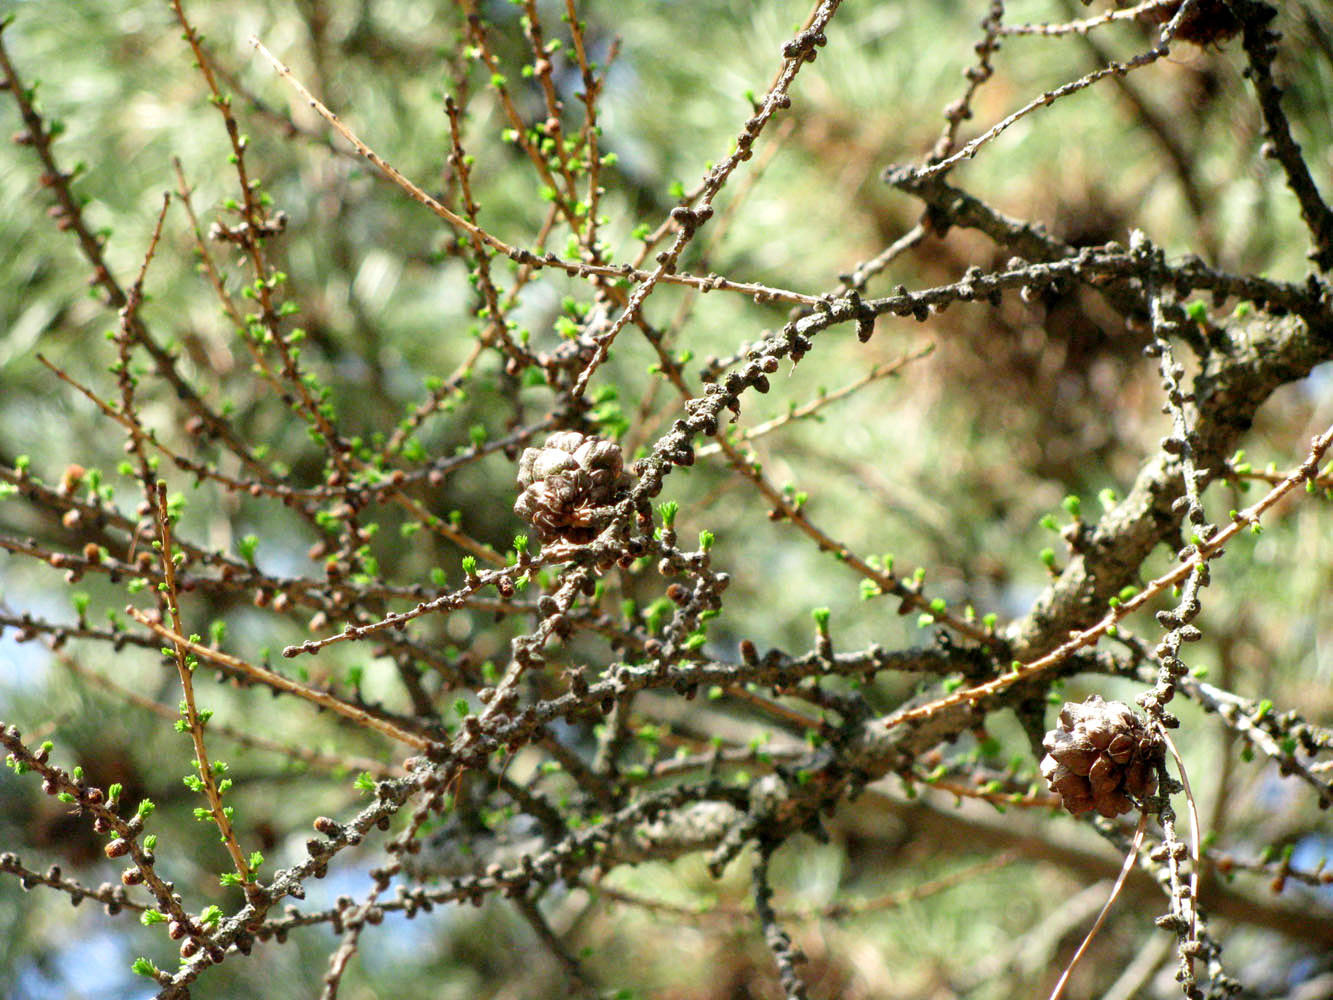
left=1, top=2, right=1332, bottom=998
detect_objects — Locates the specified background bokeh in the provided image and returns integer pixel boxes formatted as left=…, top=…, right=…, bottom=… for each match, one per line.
left=2, top=2, right=1331, bottom=998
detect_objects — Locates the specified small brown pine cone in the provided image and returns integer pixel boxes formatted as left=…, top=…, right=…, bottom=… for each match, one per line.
left=1040, top=695, right=1162, bottom=818
left=514, top=431, right=631, bottom=542
left=1135, top=0, right=1240, bottom=46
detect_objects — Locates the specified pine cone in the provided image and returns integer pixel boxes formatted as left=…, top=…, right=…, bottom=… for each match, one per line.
left=1040, top=695, right=1161, bottom=818
left=514, top=431, right=630, bottom=542
left=1134, top=0, right=1240, bottom=46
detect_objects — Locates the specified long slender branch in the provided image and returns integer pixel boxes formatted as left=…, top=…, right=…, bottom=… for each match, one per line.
left=151, top=481, right=253, bottom=887
left=888, top=421, right=1333, bottom=729
left=249, top=38, right=819, bottom=308
left=127, top=609, right=433, bottom=750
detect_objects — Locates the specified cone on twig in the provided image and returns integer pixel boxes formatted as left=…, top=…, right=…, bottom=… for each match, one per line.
left=1041, top=695, right=1162, bottom=818
left=513, top=431, right=631, bottom=543
left=1136, top=0, right=1240, bottom=46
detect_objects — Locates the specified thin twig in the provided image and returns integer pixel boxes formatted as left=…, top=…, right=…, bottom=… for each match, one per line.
left=1000, top=1, right=1175, bottom=37
left=250, top=37, right=819, bottom=307
left=753, top=843, right=811, bottom=1000
left=1159, top=726, right=1201, bottom=946
left=1047, top=811, right=1148, bottom=1000
left=126, top=608, right=432, bottom=750
left=887, top=422, right=1333, bottom=729
left=695, top=345, right=933, bottom=458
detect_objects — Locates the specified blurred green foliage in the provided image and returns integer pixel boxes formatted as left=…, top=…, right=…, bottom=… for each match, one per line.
left=1, top=2, right=1332, bottom=998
